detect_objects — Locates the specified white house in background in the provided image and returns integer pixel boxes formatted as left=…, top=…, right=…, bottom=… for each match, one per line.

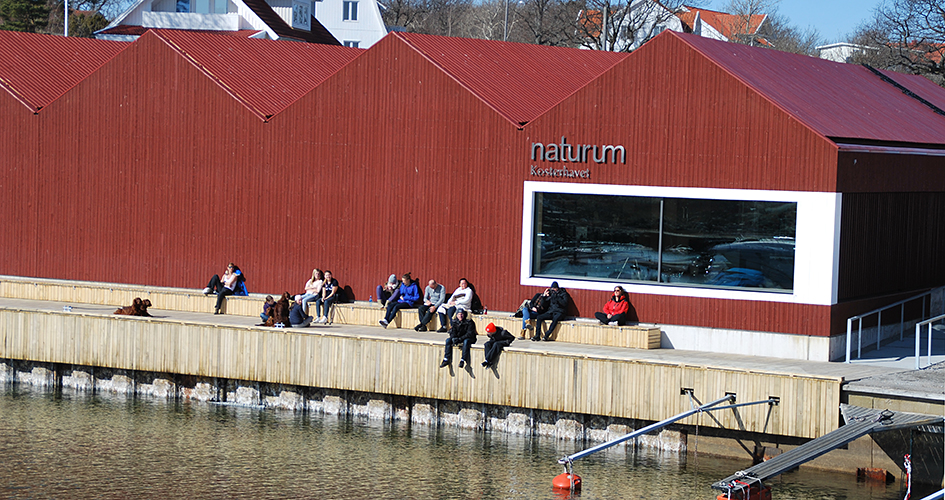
left=578, top=2, right=768, bottom=52
left=674, top=5, right=768, bottom=45
left=311, top=0, right=387, bottom=48
left=817, top=42, right=874, bottom=63
left=96, top=0, right=387, bottom=47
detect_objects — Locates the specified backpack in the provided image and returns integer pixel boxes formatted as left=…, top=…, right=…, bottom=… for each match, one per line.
left=234, top=270, right=248, bottom=296
left=467, top=282, right=484, bottom=314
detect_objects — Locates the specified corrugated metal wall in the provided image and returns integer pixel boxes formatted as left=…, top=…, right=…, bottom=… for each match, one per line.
left=524, top=32, right=840, bottom=192
left=1, top=32, right=942, bottom=338
left=838, top=192, right=945, bottom=301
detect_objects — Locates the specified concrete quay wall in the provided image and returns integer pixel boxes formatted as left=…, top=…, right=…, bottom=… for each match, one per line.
left=0, top=359, right=688, bottom=449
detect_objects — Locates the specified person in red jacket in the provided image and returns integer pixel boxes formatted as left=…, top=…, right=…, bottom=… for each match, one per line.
left=594, top=286, right=630, bottom=326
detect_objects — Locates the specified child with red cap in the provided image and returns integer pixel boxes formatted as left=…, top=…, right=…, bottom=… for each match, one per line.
left=482, top=322, right=515, bottom=368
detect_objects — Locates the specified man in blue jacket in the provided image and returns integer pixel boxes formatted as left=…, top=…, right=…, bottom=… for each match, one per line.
left=380, top=273, right=420, bottom=328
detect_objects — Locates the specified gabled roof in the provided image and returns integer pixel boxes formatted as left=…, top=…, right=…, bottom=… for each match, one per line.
left=677, top=6, right=766, bottom=41
left=670, top=32, right=945, bottom=146
left=147, top=30, right=361, bottom=119
left=97, top=25, right=264, bottom=38
left=99, top=0, right=339, bottom=45
left=241, top=0, right=339, bottom=45
left=0, top=31, right=127, bottom=112
left=395, top=32, right=628, bottom=126
left=880, top=69, right=945, bottom=114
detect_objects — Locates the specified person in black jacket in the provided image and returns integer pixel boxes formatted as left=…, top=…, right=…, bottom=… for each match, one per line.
left=439, top=309, right=477, bottom=368
left=289, top=296, right=313, bottom=327
left=481, top=322, right=514, bottom=368
left=533, top=281, right=570, bottom=341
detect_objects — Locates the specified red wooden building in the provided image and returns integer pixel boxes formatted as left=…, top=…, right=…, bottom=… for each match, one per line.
left=2, top=29, right=944, bottom=360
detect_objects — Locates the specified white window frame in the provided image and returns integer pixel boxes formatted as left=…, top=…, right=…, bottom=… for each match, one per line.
left=520, top=181, right=841, bottom=306
left=343, top=0, right=358, bottom=21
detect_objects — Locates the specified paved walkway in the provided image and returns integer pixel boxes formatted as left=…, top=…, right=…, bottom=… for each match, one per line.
left=847, top=326, right=945, bottom=370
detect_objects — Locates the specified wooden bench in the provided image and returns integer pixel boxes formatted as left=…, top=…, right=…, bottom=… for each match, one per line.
left=0, top=275, right=662, bottom=349
left=331, top=301, right=661, bottom=349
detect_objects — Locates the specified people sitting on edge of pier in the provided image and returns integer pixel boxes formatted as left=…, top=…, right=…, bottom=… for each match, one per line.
left=439, top=309, right=477, bottom=368
left=299, top=268, right=324, bottom=315
left=289, top=295, right=313, bottom=327
left=314, top=270, right=340, bottom=324
left=533, top=281, right=570, bottom=342
left=415, top=279, right=445, bottom=332
left=436, top=278, right=473, bottom=333
left=203, top=263, right=247, bottom=314
left=515, top=289, right=547, bottom=339
left=380, top=272, right=419, bottom=328
left=594, top=286, right=630, bottom=326
left=481, top=322, right=514, bottom=368
left=376, top=273, right=398, bottom=306
left=260, top=295, right=275, bottom=323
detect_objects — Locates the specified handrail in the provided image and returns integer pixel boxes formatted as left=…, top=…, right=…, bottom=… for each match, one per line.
left=557, top=394, right=734, bottom=465
left=918, top=489, right=944, bottom=500
left=845, top=288, right=937, bottom=363
left=914, top=313, right=944, bottom=370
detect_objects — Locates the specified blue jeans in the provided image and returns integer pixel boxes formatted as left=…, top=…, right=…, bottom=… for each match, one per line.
left=522, top=308, right=535, bottom=330
left=443, top=337, right=473, bottom=364
left=316, top=295, right=338, bottom=318
left=299, top=293, right=319, bottom=314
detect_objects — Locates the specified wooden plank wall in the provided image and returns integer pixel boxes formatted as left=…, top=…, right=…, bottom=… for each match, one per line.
left=0, top=307, right=840, bottom=439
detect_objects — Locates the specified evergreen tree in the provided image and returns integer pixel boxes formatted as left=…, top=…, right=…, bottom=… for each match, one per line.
left=0, top=0, right=50, bottom=32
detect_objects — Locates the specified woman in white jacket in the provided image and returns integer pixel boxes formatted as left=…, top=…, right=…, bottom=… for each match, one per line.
left=436, top=278, right=473, bottom=332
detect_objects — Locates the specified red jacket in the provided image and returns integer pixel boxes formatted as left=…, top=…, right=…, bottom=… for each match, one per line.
left=602, top=296, right=629, bottom=316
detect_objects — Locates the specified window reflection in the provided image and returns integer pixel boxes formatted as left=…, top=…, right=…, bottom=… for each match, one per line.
left=533, top=193, right=796, bottom=291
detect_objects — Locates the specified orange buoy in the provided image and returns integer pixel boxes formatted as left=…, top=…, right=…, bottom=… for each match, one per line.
left=552, top=472, right=582, bottom=491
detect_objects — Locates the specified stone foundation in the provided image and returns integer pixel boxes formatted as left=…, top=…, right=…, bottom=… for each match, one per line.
left=0, top=358, right=690, bottom=452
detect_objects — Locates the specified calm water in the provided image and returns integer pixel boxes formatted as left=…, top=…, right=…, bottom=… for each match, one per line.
left=0, top=385, right=923, bottom=499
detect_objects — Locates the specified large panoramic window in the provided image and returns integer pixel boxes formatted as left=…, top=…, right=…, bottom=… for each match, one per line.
left=532, top=192, right=797, bottom=291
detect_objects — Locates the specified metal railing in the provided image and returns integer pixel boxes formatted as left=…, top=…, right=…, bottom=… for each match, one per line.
left=914, top=313, right=944, bottom=370
left=845, top=289, right=937, bottom=363
left=918, top=489, right=944, bottom=500
left=557, top=394, right=778, bottom=466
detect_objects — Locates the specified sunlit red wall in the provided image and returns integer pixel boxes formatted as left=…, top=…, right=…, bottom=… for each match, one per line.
left=2, top=32, right=943, bottom=338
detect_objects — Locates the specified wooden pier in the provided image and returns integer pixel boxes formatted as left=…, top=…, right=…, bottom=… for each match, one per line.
left=0, top=276, right=903, bottom=441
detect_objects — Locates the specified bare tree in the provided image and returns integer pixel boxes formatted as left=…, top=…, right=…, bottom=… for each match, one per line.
left=850, top=0, right=944, bottom=85
left=463, top=0, right=504, bottom=40
left=382, top=0, right=431, bottom=32
left=575, top=0, right=697, bottom=52
left=724, top=0, right=777, bottom=45
left=513, top=0, right=579, bottom=46
left=422, top=0, right=474, bottom=36
left=725, top=0, right=823, bottom=55
left=759, top=12, right=822, bottom=55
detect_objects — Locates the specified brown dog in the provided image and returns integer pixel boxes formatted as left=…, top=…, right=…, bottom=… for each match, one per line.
left=114, top=297, right=142, bottom=315
left=114, top=297, right=153, bottom=316
left=137, top=299, right=152, bottom=317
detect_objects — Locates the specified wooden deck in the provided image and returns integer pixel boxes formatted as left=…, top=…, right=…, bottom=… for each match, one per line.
left=0, top=286, right=902, bottom=440
left=0, top=275, right=661, bottom=349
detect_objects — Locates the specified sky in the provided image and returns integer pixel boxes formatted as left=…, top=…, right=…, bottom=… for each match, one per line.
left=705, top=0, right=884, bottom=43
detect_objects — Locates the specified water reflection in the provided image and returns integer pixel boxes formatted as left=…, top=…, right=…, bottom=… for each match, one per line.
left=0, top=385, right=918, bottom=499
